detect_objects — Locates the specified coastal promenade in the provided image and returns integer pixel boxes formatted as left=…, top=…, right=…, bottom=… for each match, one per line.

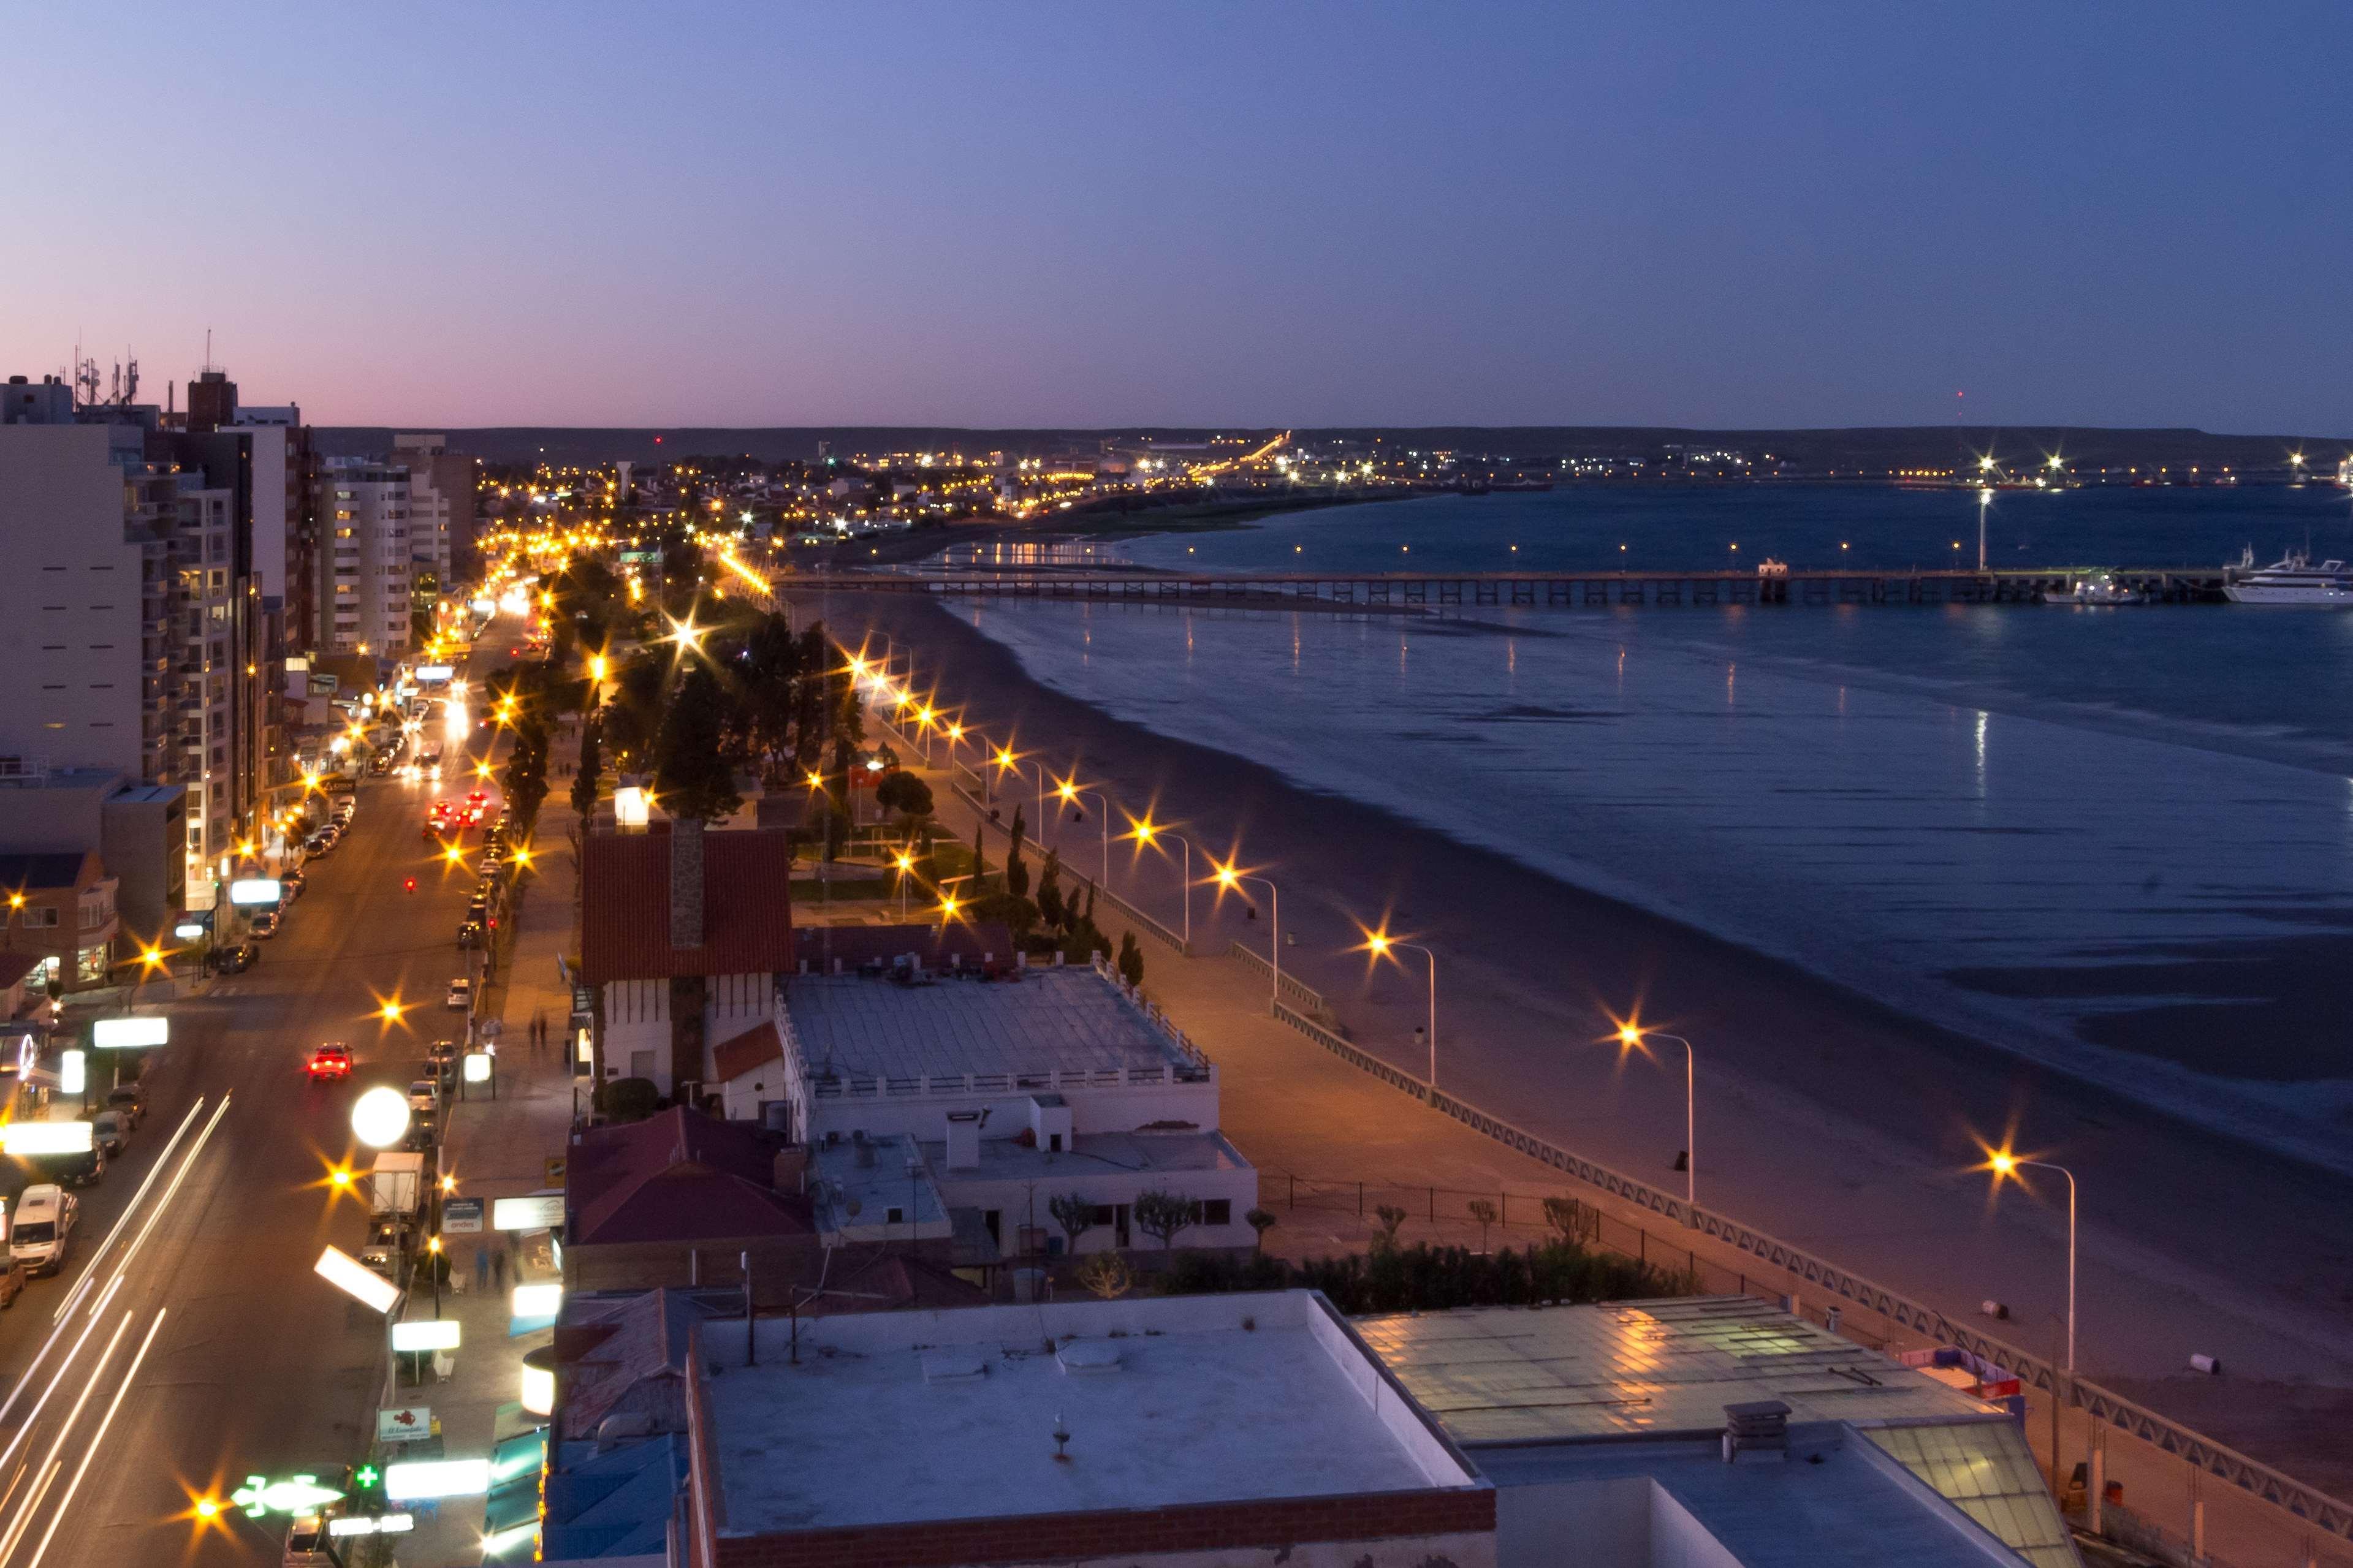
left=842, top=637, right=2353, bottom=1568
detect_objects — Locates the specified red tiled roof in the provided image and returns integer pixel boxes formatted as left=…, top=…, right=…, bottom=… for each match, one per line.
left=711, top=1020, right=783, bottom=1085
left=580, top=825, right=795, bottom=985
left=567, top=1107, right=810, bottom=1248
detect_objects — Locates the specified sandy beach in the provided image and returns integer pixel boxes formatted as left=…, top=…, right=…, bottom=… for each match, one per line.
left=785, top=581, right=2353, bottom=1468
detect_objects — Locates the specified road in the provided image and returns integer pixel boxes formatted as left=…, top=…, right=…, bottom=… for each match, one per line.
left=0, top=623, right=522, bottom=1567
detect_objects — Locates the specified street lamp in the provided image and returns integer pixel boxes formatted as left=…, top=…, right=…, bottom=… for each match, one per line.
left=1209, top=857, right=1280, bottom=1009
left=1125, top=814, right=1190, bottom=946
left=1053, top=776, right=1111, bottom=890
left=1983, top=1148, right=2079, bottom=1376
left=1613, top=1020, right=1698, bottom=1213
left=1358, top=925, right=1437, bottom=1091
left=892, top=846, right=918, bottom=920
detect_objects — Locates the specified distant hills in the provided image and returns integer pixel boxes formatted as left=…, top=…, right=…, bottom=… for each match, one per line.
left=315, top=424, right=2346, bottom=472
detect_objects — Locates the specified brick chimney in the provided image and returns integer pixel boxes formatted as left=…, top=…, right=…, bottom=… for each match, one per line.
left=669, top=819, right=705, bottom=951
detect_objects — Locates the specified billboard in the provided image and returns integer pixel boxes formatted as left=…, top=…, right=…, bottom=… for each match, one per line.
left=492, top=1194, right=564, bottom=1232
left=92, top=1015, right=169, bottom=1050
left=412, top=665, right=454, bottom=683
left=227, top=878, right=283, bottom=907
left=2, top=1121, right=94, bottom=1156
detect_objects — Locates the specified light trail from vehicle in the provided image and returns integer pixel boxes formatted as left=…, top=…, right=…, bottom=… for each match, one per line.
left=20, top=1309, right=169, bottom=1568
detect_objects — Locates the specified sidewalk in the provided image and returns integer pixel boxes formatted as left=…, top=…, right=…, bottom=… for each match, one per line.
left=905, top=730, right=2353, bottom=1568
left=395, top=725, right=583, bottom=1568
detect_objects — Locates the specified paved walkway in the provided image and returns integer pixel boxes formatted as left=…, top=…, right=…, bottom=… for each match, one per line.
left=395, top=724, right=583, bottom=1568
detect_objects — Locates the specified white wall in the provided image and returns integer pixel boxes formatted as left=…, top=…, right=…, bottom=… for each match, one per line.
left=992, top=1534, right=1494, bottom=1568
left=1492, top=1477, right=1742, bottom=1568
left=935, top=1161, right=1258, bottom=1255
left=800, top=1079, right=1222, bottom=1146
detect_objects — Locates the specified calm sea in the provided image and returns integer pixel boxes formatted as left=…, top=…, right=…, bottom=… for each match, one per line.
left=939, top=485, right=2353, bottom=1158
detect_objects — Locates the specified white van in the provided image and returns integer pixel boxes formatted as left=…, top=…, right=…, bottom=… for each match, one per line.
left=10, top=1184, right=75, bottom=1276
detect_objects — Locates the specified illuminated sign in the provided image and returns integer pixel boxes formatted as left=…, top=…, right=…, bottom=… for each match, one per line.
left=412, top=665, right=455, bottom=682
left=173, top=922, right=206, bottom=941
left=379, top=1405, right=434, bottom=1444
left=463, top=1051, right=492, bottom=1084
left=58, top=1050, right=84, bottom=1096
left=227, top=878, right=283, bottom=907
left=328, top=1515, right=416, bottom=1538
left=230, top=1474, right=344, bottom=1518
left=384, top=1457, right=491, bottom=1502
left=493, top=1194, right=563, bottom=1232
left=92, top=1015, right=169, bottom=1049
left=390, top=1319, right=462, bottom=1352
left=1, top=1121, right=93, bottom=1156
left=442, top=1197, right=484, bottom=1235
left=315, top=1244, right=400, bottom=1314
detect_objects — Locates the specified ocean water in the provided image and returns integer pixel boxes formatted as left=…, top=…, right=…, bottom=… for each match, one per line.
left=940, top=487, right=2353, bottom=1160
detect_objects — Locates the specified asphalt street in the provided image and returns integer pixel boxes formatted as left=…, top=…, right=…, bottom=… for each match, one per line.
left=0, top=630, right=517, bottom=1567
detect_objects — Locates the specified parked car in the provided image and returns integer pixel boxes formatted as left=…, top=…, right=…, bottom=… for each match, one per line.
left=445, top=977, right=471, bottom=1010
left=281, top=869, right=306, bottom=898
left=215, top=941, right=260, bottom=974
left=249, top=911, right=280, bottom=939
left=406, top=1078, right=439, bottom=1116
left=9, top=1185, right=77, bottom=1275
left=456, top=920, right=482, bottom=950
left=93, top=1110, right=128, bottom=1157
left=0, top=1256, right=26, bottom=1309
left=107, top=1083, right=145, bottom=1129
left=426, top=1039, right=463, bottom=1072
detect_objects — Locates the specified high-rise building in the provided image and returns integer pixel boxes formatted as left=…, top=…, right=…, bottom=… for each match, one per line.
left=315, top=457, right=413, bottom=654
left=392, top=433, right=479, bottom=600
left=0, top=374, right=267, bottom=908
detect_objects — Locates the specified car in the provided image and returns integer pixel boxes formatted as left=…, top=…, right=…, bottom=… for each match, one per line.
left=445, top=977, right=471, bottom=1010
left=0, top=1256, right=26, bottom=1310
left=249, top=911, right=281, bottom=939
left=281, top=869, right=306, bottom=897
left=406, top=1079, right=439, bottom=1116
left=106, top=1083, right=145, bottom=1129
left=304, top=834, right=331, bottom=855
left=456, top=920, right=482, bottom=949
left=9, top=1186, right=75, bottom=1275
left=307, top=1043, right=353, bottom=1081
left=426, top=1039, right=463, bottom=1072
left=93, top=1110, right=128, bottom=1157
left=215, top=941, right=260, bottom=974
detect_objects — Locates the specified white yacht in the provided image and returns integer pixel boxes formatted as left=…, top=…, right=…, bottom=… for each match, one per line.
left=2222, top=549, right=2353, bottom=605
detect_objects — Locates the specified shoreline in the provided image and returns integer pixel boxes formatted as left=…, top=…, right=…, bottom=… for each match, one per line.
left=783, top=581, right=2353, bottom=1400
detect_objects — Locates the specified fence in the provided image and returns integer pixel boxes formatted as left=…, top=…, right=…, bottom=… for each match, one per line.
left=1223, top=937, right=1332, bottom=1016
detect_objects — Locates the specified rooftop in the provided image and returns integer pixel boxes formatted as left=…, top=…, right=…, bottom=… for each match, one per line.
left=921, top=1127, right=1248, bottom=1181
left=566, top=1107, right=808, bottom=1248
left=580, top=823, right=796, bottom=984
left=699, top=1290, right=1480, bottom=1537
left=786, top=963, right=1205, bottom=1088
left=1360, top=1294, right=2002, bottom=1445
left=807, top=1131, right=951, bottom=1240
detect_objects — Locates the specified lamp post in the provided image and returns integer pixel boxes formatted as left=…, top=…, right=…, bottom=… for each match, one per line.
left=1977, top=486, right=1991, bottom=574
left=891, top=846, right=918, bottom=920
left=1052, top=777, right=1111, bottom=891
left=1986, top=1151, right=2078, bottom=1376
left=1614, top=1023, right=1697, bottom=1213
left=1210, top=858, right=1280, bottom=1009
left=1361, top=929, right=1437, bottom=1091
left=1127, top=817, right=1190, bottom=947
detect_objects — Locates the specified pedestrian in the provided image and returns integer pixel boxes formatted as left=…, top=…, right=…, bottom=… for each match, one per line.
left=492, top=1248, right=509, bottom=1290
left=473, top=1246, right=490, bottom=1290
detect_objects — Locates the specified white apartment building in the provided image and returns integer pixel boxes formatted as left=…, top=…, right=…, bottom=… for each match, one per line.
left=316, top=458, right=412, bottom=654
left=392, top=433, right=477, bottom=595
left=776, top=954, right=1259, bottom=1257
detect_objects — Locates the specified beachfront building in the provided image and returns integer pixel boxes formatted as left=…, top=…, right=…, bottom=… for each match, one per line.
left=776, top=939, right=1258, bottom=1257
left=1366, top=1293, right=2079, bottom=1568
left=677, top=1289, right=1495, bottom=1568
left=579, top=819, right=797, bottom=1102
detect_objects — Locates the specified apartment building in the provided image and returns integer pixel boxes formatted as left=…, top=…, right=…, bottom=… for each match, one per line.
left=0, top=374, right=266, bottom=910
left=316, top=457, right=413, bottom=654
left=392, top=433, right=479, bottom=596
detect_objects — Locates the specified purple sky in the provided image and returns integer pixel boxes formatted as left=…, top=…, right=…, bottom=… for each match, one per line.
left=9, top=3, right=2351, bottom=432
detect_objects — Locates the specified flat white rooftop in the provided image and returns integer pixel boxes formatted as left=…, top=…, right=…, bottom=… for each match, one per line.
left=919, top=1129, right=1250, bottom=1181
left=785, top=965, right=1202, bottom=1086
left=701, top=1290, right=1478, bottom=1536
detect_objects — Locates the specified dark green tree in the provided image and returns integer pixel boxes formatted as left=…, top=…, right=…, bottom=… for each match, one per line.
left=970, top=820, right=986, bottom=886
left=1117, top=930, right=1144, bottom=989
left=1004, top=805, right=1029, bottom=901
left=571, top=715, right=603, bottom=820
left=1036, top=848, right=1065, bottom=933
left=653, top=664, right=742, bottom=824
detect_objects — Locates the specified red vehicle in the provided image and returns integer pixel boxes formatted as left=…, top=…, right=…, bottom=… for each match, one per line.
left=308, top=1043, right=353, bottom=1081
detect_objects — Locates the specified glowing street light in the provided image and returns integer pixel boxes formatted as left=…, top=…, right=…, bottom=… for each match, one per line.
left=1982, top=1147, right=2079, bottom=1375
left=351, top=1086, right=412, bottom=1149
left=1054, top=776, right=1111, bottom=888
left=1613, top=1019, right=1699, bottom=1214
left=1358, top=925, right=1438, bottom=1091
left=892, top=846, right=919, bottom=918
left=1124, top=814, right=1192, bottom=945
left=1210, top=858, right=1281, bottom=1009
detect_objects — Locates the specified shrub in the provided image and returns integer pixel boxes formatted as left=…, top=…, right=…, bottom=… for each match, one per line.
left=1156, top=1238, right=1686, bottom=1315
left=602, top=1077, right=661, bottom=1123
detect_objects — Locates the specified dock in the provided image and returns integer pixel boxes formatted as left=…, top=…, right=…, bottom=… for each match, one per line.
left=759, top=567, right=2233, bottom=607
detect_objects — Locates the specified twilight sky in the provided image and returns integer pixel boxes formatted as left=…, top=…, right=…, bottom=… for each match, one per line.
left=7, top=2, right=2350, bottom=432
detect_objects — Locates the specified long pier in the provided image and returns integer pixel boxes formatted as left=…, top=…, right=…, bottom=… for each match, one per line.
left=759, top=566, right=2232, bottom=607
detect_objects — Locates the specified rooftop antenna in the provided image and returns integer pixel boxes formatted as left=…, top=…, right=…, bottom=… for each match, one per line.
left=123, top=351, right=138, bottom=405
left=204, top=327, right=213, bottom=374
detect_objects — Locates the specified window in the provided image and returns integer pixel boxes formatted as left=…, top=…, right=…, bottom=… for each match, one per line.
left=20, top=907, right=58, bottom=929
left=75, top=946, right=106, bottom=985
left=884, top=1206, right=904, bottom=1224
left=1198, top=1199, right=1233, bottom=1227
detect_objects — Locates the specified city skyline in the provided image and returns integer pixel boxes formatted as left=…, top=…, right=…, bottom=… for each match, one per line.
left=10, top=1, right=2353, bottom=432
